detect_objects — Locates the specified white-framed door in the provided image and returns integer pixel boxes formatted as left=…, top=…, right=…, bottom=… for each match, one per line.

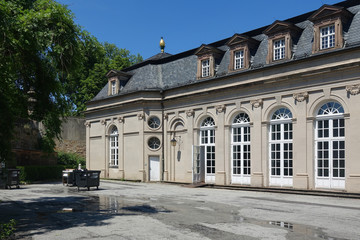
left=149, top=156, right=160, bottom=181
left=269, top=108, right=293, bottom=187
left=231, top=113, right=251, bottom=185
left=192, top=145, right=205, bottom=184
left=315, top=114, right=345, bottom=189
left=200, top=117, right=216, bottom=183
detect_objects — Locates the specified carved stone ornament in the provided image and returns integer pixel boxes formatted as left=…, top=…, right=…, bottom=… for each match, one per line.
left=346, top=84, right=360, bottom=95
left=163, top=113, right=169, bottom=120
left=100, top=119, right=106, bottom=125
left=216, top=104, right=226, bottom=113
left=250, top=99, right=263, bottom=108
left=84, top=122, right=91, bottom=128
left=186, top=109, right=195, bottom=117
left=293, top=92, right=309, bottom=102
left=118, top=116, right=124, bottom=123
left=137, top=113, right=145, bottom=120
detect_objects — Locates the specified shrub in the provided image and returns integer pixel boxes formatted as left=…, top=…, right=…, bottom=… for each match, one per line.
left=57, top=152, right=85, bottom=169
left=0, top=219, right=16, bottom=239
left=17, top=165, right=66, bottom=182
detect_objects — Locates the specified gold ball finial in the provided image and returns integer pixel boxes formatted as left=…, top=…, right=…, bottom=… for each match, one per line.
left=160, top=37, right=165, bottom=53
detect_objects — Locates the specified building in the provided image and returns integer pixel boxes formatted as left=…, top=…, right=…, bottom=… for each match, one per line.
left=85, top=1, right=360, bottom=193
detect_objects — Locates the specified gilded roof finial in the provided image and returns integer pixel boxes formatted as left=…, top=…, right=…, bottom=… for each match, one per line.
left=160, top=37, right=165, bottom=53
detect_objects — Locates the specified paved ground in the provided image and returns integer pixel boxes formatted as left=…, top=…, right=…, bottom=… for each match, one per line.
left=1, top=180, right=360, bottom=240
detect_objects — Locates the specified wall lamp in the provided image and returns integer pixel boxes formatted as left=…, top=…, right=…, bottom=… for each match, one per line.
left=170, top=136, right=181, bottom=147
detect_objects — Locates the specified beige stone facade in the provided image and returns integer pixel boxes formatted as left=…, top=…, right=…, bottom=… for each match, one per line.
left=86, top=2, right=360, bottom=193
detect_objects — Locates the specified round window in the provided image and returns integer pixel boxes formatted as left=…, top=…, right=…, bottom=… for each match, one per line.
left=148, top=116, right=161, bottom=129
left=148, top=137, right=161, bottom=150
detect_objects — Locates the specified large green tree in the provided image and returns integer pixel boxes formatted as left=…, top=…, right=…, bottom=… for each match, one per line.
left=0, top=0, right=82, bottom=162
left=65, top=38, right=143, bottom=115
left=0, top=0, right=142, bottom=163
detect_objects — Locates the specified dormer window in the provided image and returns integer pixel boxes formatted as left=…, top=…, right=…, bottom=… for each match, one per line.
left=226, top=34, right=259, bottom=72
left=264, top=21, right=302, bottom=64
left=234, top=50, right=244, bottom=70
left=202, top=59, right=210, bottom=77
left=309, top=5, right=353, bottom=54
left=273, top=38, right=285, bottom=61
left=195, top=44, right=224, bottom=79
left=105, top=70, right=133, bottom=96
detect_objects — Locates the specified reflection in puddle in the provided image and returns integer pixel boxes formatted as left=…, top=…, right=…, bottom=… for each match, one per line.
left=231, top=215, right=344, bottom=240
left=79, top=195, right=171, bottom=215
left=269, top=221, right=293, bottom=230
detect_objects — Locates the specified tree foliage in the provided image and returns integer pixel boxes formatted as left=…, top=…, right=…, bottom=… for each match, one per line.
left=0, top=0, right=142, bottom=162
left=0, top=0, right=81, bottom=160
left=65, top=38, right=143, bottom=115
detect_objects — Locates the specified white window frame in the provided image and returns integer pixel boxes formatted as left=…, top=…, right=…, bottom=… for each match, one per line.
left=269, top=108, right=293, bottom=187
left=109, top=126, right=119, bottom=167
left=231, top=113, right=251, bottom=185
left=201, top=59, right=210, bottom=77
left=273, top=38, right=285, bottom=61
left=111, top=80, right=116, bottom=95
left=200, top=117, right=215, bottom=183
left=234, top=50, right=244, bottom=70
left=320, top=25, right=335, bottom=50
left=315, top=102, right=345, bottom=189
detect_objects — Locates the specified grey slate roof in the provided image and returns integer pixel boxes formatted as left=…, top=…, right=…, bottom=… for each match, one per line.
left=91, top=1, right=360, bottom=102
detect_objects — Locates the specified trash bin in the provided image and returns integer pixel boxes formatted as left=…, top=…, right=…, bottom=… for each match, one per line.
left=74, top=170, right=100, bottom=191
left=6, top=169, right=20, bottom=189
left=62, top=170, right=75, bottom=186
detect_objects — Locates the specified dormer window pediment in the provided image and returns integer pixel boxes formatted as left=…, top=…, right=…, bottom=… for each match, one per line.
left=308, top=5, right=354, bottom=54
left=308, top=5, right=353, bottom=24
left=226, top=34, right=260, bottom=71
left=264, top=21, right=302, bottom=39
left=195, top=44, right=225, bottom=79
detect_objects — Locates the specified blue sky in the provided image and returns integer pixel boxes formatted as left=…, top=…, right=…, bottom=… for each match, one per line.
left=57, top=0, right=341, bottom=60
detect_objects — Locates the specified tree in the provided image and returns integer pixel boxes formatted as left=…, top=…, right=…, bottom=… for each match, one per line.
left=0, top=0, right=142, bottom=164
left=0, top=0, right=81, bottom=162
left=65, top=40, right=143, bottom=115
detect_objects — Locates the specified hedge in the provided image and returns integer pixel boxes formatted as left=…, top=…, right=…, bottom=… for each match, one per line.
left=17, top=165, right=67, bottom=182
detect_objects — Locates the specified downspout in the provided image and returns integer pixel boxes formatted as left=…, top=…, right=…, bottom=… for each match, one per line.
left=160, top=90, right=165, bottom=181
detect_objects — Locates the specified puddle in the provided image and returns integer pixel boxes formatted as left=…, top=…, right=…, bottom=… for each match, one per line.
left=231, top=215, right=346, bottom=240
left=53, top=195, right=172, bottom=215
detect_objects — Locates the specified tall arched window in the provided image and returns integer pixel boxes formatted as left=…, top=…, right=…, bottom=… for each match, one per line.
left=269, top=108, right=293, bottom=187
left=315, top=102, right=345, bottom=189
left=231, top=113, right=251, bottom=185
left=109, top=126, right=119, bottom=167
left=200, top=117, right=215, bottom=183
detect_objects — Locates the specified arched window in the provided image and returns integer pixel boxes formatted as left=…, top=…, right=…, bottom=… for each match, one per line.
left=315, top=102, right=345, bottom=189
left=231, top=113, right=251, bottom=185
left=109, top=126, right=119, bottom=166
left=200, top=117, right=215, bottom=183
left=269, top=108, right=293, bottom=187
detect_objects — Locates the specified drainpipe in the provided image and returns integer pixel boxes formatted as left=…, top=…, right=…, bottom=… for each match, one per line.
left=160, top=90, right=165, bottom=181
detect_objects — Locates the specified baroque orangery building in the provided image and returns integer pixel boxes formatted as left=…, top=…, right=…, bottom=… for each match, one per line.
left=85, top=1, right=360, bottom=193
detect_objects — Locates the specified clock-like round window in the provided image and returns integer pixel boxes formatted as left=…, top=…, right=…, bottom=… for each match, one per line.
left=148, top=137, right=161, bottom=150
left=148, top=116, right=161, bottom=129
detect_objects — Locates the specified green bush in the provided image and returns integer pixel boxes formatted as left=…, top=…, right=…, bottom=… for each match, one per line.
left=17, top=165, right=66, bottom=182
left=57, top=152, right=85, bottom=169
left=0, top=219, right=16, bottom=239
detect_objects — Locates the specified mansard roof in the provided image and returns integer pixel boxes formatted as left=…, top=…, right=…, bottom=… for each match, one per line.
left=90, top=0, right=360, bottom=102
